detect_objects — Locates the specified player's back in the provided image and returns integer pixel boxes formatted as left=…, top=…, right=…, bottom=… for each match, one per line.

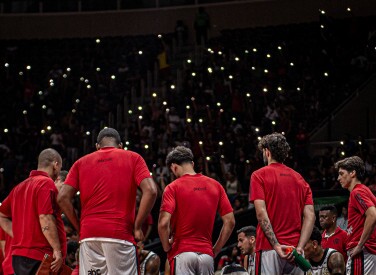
left=167, top=173, right=229, bottom=256
left=251, top=163, right=313, bottom=250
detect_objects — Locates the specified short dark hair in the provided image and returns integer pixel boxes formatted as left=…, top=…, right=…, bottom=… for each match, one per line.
left=166, top=146, right=194, bottom=167
left=309, top=226, right=322, bottom=245
left=335, top=156, right=365, bottom=181
left=97, top=127, right=121, bottom=145
left=59, top=170, right=69, bottom=182
left=38, top=148, right=62, bottom=168
left=236, top=226, right=256, bottom=237
left=258, top=132, right=290, bottom=163
left=319, top=205, right=338, bottom=216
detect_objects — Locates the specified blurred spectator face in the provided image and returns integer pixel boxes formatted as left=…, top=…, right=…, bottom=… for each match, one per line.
left=342, top=206, right=348, bottom=217
left=232, top=246, right=239, bottom=257
left=319, top=210, right=335, bottom=230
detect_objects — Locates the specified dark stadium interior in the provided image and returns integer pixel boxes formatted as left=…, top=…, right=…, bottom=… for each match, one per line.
left=1, top=0, right=376, bottom=273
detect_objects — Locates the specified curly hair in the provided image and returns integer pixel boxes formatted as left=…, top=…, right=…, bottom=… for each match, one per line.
left=335, top=156, right=365, bottom=181
left=258, top=132, right=290, bottom=163
left=309, top=226, right=322, bottom=245
left=166, top=146, right=194, bottom=167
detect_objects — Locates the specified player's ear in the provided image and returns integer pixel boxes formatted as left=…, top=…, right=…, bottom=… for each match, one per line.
left=118, top=142, right=123, bottom=149
left=95, top=143, right=100, bottom=150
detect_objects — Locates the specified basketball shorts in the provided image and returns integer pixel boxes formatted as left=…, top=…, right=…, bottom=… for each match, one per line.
left=169, top=252, right=214, bottom=275
left=79, top=239, right=138, bottom=275
left=346, top=248, right=376, bottom=275
left=254, top=250, right=303, bottom=275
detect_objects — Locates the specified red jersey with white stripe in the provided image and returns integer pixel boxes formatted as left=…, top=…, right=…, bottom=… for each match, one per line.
left=160, top=174, right=233, bottom=261
left=346, top=184, right=376, bottom=254
left=65, top=147, right=151, bottom=243
left=249, top=163, right=313, bottom=251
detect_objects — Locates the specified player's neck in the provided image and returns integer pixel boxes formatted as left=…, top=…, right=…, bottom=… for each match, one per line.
left=180, top=164, right=196, bottom=176
left=348, top=180, right=361, bottom=192
left=325, top=225, right=336, bottom=236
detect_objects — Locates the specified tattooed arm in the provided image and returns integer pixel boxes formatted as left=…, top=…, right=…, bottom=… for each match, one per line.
left=254, top=199, right=289, bottom=258
left=39, top=214, right=63, bottom=272
left=328, top=251, right=345, bottom=275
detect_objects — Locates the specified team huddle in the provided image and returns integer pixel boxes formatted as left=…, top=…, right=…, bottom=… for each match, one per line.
left=0, top=129, right=375, bottom=275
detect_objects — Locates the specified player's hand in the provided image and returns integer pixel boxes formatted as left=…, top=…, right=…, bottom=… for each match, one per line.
left=134, top=228, right=145, bottom=243
left=51, top=250, right=63, bottom=272
left=349, top=245, right=363, bottom=258
left=275, top=244, right=294, bottom=260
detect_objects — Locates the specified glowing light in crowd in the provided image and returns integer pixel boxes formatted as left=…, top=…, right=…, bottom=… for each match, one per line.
left=23, top=110, right=27, bottom=115
left=232, top=117, right=236, bottom=121
left=297, top=87, right=301, bottom=91
left=277, top=86, right=282, bottom=91
left=128, top=110, right=133, bottom=114
left=229, top=75, right=233, bottom=79
left=4, top=129, right=8, bottom=133
left=66, top=68, right=71, bottom=72
left=96, top=39, right=101, bottom=44
left=324, top=72, right=329, bottom=77
left=207, top=67, right=213, bottom=73
left=42, top=105, right=47, bottom=109
left=246, top=93, right=251, bottom=97
left=253, top=48, right=257, bottom=52
left=272, top=121, right=276, bottom=125
left=87, top=85, right=91, bottom=89
left=80, top=77, right=84, bottom=81
left=138, top=106, right=143, bottom=111
left=152, top=93, right=157, bottom=97
left=170, top=84, right=175, bottom=89
left=219, top=141, right=223, bottom=146
left=4, top=63, right=9, bottom=67
left=41, top=130, right=45, bottom=134
left=19, top=72, right=23, bottom=76
left=158, top=34, right=162, bottom=38
left=187, top=118, right=192, bottom=123
left=264, top=69, right=269, bottom=74
left=138, top=51, right=143, bottom=55
left=39, top=91, right=43, bottom=95
left=86, top=131, right=90, bottom=135
left=290, top=62, right=294, bottom=66
left=111, top=75, right=116, bottom=80
left=63, top=74, right=67, bottom=78
left=187, top=59, right=192, bottom=63
left=278, top=46, right=282, bottom=50
left=263, top=87, right=268, bottom=92
left=206, top=156, right=211, bottom=161
left=186, top=105, right=190, bottom=109
left=96, top=67, right=101, bottom=72
left=192, top=72, right=196, bottom=77
left=266, top=54, right=271, bottom=58
left=321, top=25, right=325, bottom=29
left=144, top=144, right=149, bottom=149
left=26, top=65, right=31, bottom=70
left=217, top=102, right=221, bottom=107
left=72, top=109, right=76, bottom=113
left=76, top=99, right=80, bottom=103
left=220, top=67, right=225, bottom=71
left=47, top=126, right=52, bottom=131
left=235, top=57, right=240, bottom=61
left=347, top=7, right=351, bottom=12
left=162, top=101, right=167, bottom=105
left=255, top=128, right=260, bottom=132
left=199, top=118, right=203, bottom=123
left=251, top=67, right=256, bottom=70
left=199, top=141, right=203, bottom=145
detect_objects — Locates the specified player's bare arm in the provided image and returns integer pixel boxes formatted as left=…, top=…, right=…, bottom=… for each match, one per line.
left=350, top=205, right=376, bottom=258
left=135, top=178, right=157, bottom=242
left=57, top=184, right=80, bottom=232
left=297, top=204, right=315, bottom=254
left=213, top=212, right=235, bottom=257
left=158, top=211, right=172, bottom=252
left=328, top=251, right=345, bottom=275
left=39, top=214, right=63, bottom=272
left=0, top=212, right=13, bottom=237
left=145, top=254, right=161, bottom=275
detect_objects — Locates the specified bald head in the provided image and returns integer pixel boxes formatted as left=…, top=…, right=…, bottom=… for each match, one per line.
left=38, top=148, right=62, bottom=169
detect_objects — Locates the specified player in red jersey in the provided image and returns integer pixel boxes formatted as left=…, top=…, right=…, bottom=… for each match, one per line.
left=319, top=205, right=347, bottom=262
left=0, top=148, right=65, bottom=274
left=335, top=156, right=376, bottom=275
left=158, top=146, right=235, bottom=275
left=250, top=133, right=315, bottom=275
left=58, top=127, right=157, bottom=275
